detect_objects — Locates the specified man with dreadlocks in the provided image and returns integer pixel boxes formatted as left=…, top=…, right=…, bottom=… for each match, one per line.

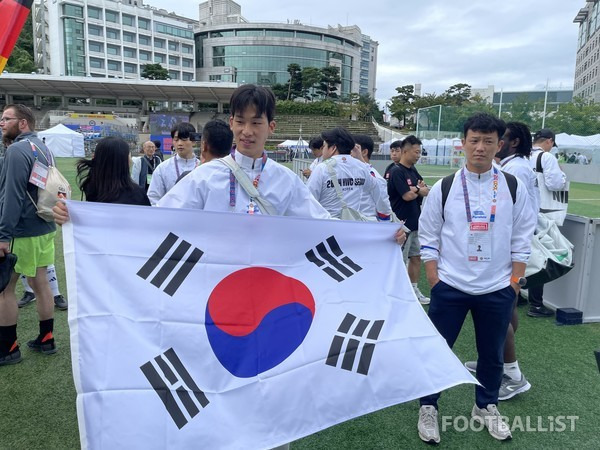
left=464, top=121, right=537, bottom=401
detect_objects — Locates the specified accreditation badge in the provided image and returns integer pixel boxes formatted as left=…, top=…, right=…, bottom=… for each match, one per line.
left=146, top=174, right=152, bottom=185
left=29, top=160, right=49, bottom=189
left=468, top=222, right=491, bottom=262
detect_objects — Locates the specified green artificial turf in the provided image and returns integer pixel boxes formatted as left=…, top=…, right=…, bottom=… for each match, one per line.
left=0, top=158, right=598, bottom=449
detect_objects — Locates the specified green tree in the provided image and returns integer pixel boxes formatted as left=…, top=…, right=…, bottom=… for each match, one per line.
left=141, top=63, right=169, bottom=80
left=443, top=83, right=472, bottom=106
left=545, top=97, right=600, bottom=135
left=286, top=63, right=302, bottom=100
left=6, top=15, right=36, bottom=73
left=317, top=66, right=341, bottom=99
left=388, top=84, right=416, bottom=127
left=301, top=67, right=321, bottom=101
left=270, top=83, right=289, bottom=101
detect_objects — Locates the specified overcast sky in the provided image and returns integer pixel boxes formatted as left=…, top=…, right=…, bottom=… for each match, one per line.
left=152, top=0, right=581, bottom=107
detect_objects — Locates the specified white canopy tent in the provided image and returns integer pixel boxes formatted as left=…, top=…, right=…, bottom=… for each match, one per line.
left=38, top=124, right=85, bottom=158
left=277, top=139, right=309, bottom=149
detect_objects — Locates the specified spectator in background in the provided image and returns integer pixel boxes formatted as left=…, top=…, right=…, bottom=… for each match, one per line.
left=199, top=119, right=233, bottom=164
left=131, top=141, right=162, bottom=192
left=152, top=139, right=164, bottom=161
left=301, top=137, right=324, bottom=179
left=387, top=135, right=430, bottom=304
left=384, top=139, right=403, bottom=181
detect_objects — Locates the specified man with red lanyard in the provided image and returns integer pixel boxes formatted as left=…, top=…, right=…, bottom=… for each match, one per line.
left=147, top=123, right=200, bottom=205
left=416, top=113, right=536, bottom=444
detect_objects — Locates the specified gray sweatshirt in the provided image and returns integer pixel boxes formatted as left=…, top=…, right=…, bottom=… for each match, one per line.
left=0, top=132, right=56, bottom=241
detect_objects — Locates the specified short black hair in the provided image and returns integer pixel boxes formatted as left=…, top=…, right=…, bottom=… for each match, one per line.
left=463, top=113, right=506, bottom=139
left=171, top=122, right=196, bottom=139
left=321, top=127, right=355, bottom=154
left=390, top=140, right=403, bottom=150
left=400, top=135, right=422, bottom=149
left=353, top=134, right=374, bottom=158
left=309, top=136, right=323, bottom=150
left=202, top=119, right=233, bottom=158
left=230, top=84, right=276, bottom=122
left=152, top=139, right=161, bottom=149
left=505, top=122, right=532, bottom=157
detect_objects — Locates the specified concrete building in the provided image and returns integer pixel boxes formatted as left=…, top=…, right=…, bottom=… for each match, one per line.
left=574, top=1, right=600, bottom=101
left=194, top=0, right=378, bottom=98
left=32, top=0, right=197, bottom=81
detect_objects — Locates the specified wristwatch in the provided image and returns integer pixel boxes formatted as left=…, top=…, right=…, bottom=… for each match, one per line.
left=510, top=275, right=527, bottom=287
left=415, top=186, right=420, bottom=194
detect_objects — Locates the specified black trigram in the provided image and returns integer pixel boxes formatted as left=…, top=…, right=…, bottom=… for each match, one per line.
left=551, top=190, right=569, bottom=204
left=326, top=313, right=384, bottom=376
left=140, top=348, right=209, bottom=429
left=305, top=235, right=362, bottom=282
left=137, top=233, right=203, bottom=296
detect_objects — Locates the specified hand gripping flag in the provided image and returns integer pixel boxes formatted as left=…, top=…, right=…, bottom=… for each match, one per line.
left=0, top=0, right=33, bottom=73
left=63, top=201, right=475, bottom=449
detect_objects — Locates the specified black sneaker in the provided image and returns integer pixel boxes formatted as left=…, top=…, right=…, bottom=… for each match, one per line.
left=54, top=294, right=68, bottom=310
left=27, top=333, right=57, bottom=355
left=527, top=305, right=554, bottom=318
left=17, top=291, right=36, bottom=308
left=0, top=343, right=22, bottom=366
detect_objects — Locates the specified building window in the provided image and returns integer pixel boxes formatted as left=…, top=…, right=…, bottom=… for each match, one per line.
left=324, top=36, right=343, bottom=45
left=236, top=29, right=264, bottom=37
left=168, top=70, right=179, bottom=80
left=107, top=61, right=121, bottom=71
left=138, top=18, right=150, bottom=30
left=63, top=18, right=85, bottom=76
left=182, top=72, right=193, bottom=81
left=89, top=58, right=104, bottom=69
left=123, top=47, right=136, bottom=59
left=182, top=58, right=193, bottom=68
left=89, top=41, right=104, bottom=53
left=124, top=63, right=137, bottom=74
left=169, top=55, right=179, bottom=65
left=139, top=50, right=151, bottom=61
left=88, top=25, right=103, bottom=37
left=209, top=75, right=222, bottom=81
left=105, top=10, right=119, bottom=23
left=182, top=44, right=193, bottom=54
left=107, top=45, right=120, bottom=56
left=154, top=53, right=166, bottom=64
left=210, top=30, right=234, bottom=38
left=62, top=4, right=83, bottom=18
left=123, top=32, right=136, bottom=43
left=265, top=30, right=294, bottom=38
left=155, top=22, right=193, bottom=39
left=139, top=35, right=151, bottom=46
left=87, top=6, right=101, bottom=20
left=168, top=41, right=179, bottom=51
left=122, top=14, right=135, bottom=27
left=154, top=38, right=165, bottom=49
left=296, top=31, right=321, bottom=41
left=106, top=28, right=120, bottom=40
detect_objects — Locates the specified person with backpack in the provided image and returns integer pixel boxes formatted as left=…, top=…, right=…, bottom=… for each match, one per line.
left=416, top=113, right=536, bottom=444
left=0, top=104, right=59, bottom=365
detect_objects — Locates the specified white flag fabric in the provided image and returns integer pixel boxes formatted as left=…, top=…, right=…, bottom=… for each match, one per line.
left=63, top=201, right=475, bottom=450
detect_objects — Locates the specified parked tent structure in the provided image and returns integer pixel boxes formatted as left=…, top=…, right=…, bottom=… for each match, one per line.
left=38, top=124, right=85, bottom=157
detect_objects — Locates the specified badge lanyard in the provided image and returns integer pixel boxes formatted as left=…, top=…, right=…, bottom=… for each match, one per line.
left=460, top=167, right=498, bottom=225
left=229, top=150, right=268, bottom=207
left=174, top=154, right=199, bottom=179
left=500, top=154, right=519, bottom=168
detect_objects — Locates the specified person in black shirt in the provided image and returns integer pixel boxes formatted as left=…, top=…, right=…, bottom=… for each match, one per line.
left=77, top=137, right=150, bottom=206
left=384, top=139, right=403, bottom=182
left=388, top=135, right=430, bottom=304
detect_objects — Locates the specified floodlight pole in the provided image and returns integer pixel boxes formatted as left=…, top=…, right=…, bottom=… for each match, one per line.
left=542, top=78, right=549, bottom=129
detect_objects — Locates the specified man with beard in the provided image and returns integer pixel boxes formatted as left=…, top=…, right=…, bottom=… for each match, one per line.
left=0, top=104, right=58, bottom=365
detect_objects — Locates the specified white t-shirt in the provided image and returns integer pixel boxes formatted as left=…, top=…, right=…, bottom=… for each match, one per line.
left=358, top=163, right=391, bottom=218
left=158, top=152, right=331, bottom=219
left=500, top=154, right=539, bottom=213
left=306, top=155, right=391, bottom=219
left=530, top=148, right=566, bottom=191
left=147, top=154, right=199, bottom=205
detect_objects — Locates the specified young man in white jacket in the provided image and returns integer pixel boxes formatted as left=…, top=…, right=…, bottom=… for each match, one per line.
left=416, top=113, right=536, bottom=444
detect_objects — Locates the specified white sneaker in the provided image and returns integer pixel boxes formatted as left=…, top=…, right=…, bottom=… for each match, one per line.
left=414, top=286, right=430, bottom=305
left=471, top=404, right=512, bottom=441
left=417, top=405, right=440, bottom=444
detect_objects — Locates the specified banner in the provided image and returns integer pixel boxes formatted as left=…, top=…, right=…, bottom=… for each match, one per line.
left=63, top=201, right=475, bottom=449
left=0, top=0, right=33, bottom=73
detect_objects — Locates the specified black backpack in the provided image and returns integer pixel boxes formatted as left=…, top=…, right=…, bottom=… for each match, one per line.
left=440, top=171, right=517, bottom=220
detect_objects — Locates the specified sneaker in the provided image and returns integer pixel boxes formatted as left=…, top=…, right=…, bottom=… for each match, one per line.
left=471, top=404, right=512, bottom=441
left=54, top=294, right=68, bottom=310
left=499, top=374, right=531, bottom=401
left=464, top=361, right=477, bottom=373
left=17, top=291, right=36, bottom=308
left=527, top=305, right=554, bottom=318
left=414, top=287, right=431, bottom=305
left=417, top=405, right=440, bottom=444
left=0, top=342, right=22, bottom=366
left=27, top=332, right=57, bottom=355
